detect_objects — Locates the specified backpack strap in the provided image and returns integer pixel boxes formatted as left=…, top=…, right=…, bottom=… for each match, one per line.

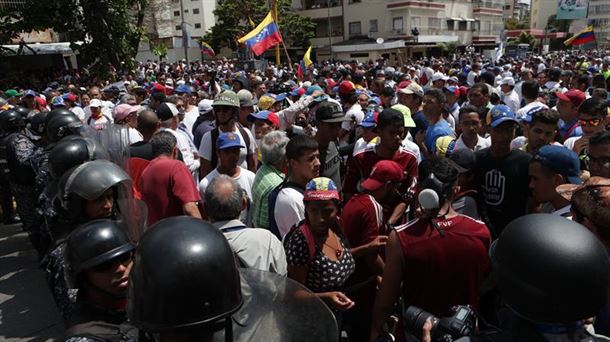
left=210, top=127, right=220, bottom=170
left=237, top=124, right=253, bottom=170
left=299, top=223, right=316, bottom=262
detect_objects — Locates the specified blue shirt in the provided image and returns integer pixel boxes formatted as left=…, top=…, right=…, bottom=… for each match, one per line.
left=558, top=118, right=583, bottom=140
left=410, top=110, right=429, bottom=137
left=425, top=119, right=454, bottom=154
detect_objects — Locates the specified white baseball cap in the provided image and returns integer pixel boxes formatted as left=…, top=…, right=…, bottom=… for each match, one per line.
left=89, top=99, right=103, bottom=108
left=431, top=72, right=448, bottom=82
left=500, top=77, right=515, bottom=86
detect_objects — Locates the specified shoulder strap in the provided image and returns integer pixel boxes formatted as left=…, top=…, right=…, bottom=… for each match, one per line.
left=237, top=124, right=253, bottom=170
left=210, top=127, right=219, bottom=169
left=298, top=222, right=316, bottom=262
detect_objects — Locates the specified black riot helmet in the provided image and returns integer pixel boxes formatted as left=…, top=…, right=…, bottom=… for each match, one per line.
left=49, top=136, right=111, bottom=179
left=29, top=111, right=49, bottom=136
left=490, top=214, right=610, bottom=323
left=0, top=109, right=26, bottom=132
left=65, top=219, right=134, bottom=288
left=46, top=107, right=74, bottom=123
left=128, top=216, right=242, bottom=334
left=46, top=112, right=82, bottom=143
left=13, top=106, right=31, bottom=121
left=58, top=159, right=131, bottom=215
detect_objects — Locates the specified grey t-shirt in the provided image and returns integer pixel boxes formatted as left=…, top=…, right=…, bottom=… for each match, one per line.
left=319, top=141, right=343, bottom=192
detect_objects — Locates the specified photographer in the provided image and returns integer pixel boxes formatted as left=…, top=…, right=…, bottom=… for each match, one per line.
left=370, top=156, right=491, bottom=342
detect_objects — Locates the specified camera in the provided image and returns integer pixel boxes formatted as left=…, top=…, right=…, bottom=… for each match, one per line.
left=403, top=305, right=477, bottom=342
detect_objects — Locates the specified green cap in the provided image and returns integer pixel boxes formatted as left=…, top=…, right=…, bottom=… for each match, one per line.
left=213, top=90, right=240, bottom=108
left=4, top=89, right=22, bottom=98
left=391, top=104, right=416, bottom=128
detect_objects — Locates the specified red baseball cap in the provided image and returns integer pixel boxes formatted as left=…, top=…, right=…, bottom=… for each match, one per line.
left=556, top=89, right=586, bottom=109
left=338, top=81, right=355, bottom=95
left=396, top=80, right=412, bottom=90
left=361, top=160, right=404, bottom=191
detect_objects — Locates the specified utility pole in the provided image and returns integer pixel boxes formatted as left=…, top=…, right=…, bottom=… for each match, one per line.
left=328, top=0, right=333, bottom=60
left=180, top=0, right=189, bottom=65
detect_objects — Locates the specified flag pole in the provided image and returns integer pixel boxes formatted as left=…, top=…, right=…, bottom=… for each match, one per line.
left=273, top=0, right=281, bottom=65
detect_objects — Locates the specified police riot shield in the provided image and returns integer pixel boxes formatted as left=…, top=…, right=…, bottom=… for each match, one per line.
left=214, top=269, right=338, bottom=342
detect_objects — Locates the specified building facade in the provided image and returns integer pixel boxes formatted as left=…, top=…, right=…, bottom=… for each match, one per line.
left=530, top=0, right=557, bottom=30
left=292, top=0, right=505, bottom=61
left=587, top=0, right=610, bottom=49
left=504, top=0, right=529, bottom=21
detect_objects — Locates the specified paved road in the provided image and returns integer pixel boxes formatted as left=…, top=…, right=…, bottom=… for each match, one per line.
left=0, top=223, right=64, bottom=341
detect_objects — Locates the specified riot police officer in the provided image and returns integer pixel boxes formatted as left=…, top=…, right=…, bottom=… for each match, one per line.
left=128, top=216, right=242, bottom=342
left=64, top=219, right=137, bottom=341
left=42, top=159, right=132, bottom=320
left=0, top=108, right=41, bottom=251
left=0, top=110, right=18, bottom=224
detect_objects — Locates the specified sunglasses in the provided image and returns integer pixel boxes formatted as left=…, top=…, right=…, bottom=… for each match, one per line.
left=91, top=252, right=133, bottom=273
left=578, top=118, right=602, bottom=127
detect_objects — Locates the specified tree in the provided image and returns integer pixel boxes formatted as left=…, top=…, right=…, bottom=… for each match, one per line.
left=0, top=0, right=147, bottom=79
left=204, top=0, right=316, bottom=53
left=507, top=32, right=536, bottom=47
left=504, top=18, right=528, bottom=30
left=546, top=14, right=571, bottom=32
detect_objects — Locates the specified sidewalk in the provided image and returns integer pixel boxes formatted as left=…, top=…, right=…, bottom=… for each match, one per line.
left=0, top=223, right=65, bottom=341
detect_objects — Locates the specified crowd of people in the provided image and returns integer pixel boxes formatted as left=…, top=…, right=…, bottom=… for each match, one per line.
left=1, top=48, right=610, bottom=342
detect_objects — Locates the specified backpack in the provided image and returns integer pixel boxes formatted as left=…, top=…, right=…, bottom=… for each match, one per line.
left=267, top=181, right=304, bottom=240
left=284, top=220, right=317, bottom=263
left=210, top=124, right=252, bottom=170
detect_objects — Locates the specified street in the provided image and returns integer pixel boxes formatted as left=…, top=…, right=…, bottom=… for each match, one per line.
left=0, top=223, right=64, bottom=341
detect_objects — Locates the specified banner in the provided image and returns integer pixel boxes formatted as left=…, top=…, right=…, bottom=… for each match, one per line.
left=556, top=0, right=588, bottom=20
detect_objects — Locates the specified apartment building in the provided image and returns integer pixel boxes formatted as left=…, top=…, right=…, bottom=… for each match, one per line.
left=504, top=0, right=529, bottom=21
left=292, top=0, right=505, bottom=61
left=530, top=0, right=557, bottom=29
left=588, top=0, right=610, bottom=49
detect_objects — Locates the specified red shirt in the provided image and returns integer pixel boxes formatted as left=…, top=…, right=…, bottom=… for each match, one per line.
left=341, top=193, right=385, bottom=313
left=395, top=214, right=490, bottom=317
left=140, top=156, right=201, bottom=225
left=343, top=145, right=419, bottom=214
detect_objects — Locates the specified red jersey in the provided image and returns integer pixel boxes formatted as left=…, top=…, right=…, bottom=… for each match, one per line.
left=140, top=156, right=201, bottom=225
left=395, top=214, right=490, bottom=317
left=343, top=145, right=419, bottom=215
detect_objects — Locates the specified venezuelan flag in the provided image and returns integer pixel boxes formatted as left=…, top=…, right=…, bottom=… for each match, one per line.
left=200, top=41, right=215, bottom=57
left=564, top=26, right=596, bottom=46
left=238, top=11, right=283, bottom=56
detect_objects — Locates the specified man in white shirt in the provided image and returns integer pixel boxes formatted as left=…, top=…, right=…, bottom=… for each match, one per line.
left=453, top=105, right=491, bottom=152
left=84, top=99, right=113, bottom=131
left=205, top=174, right=287, bottom=274
left=499, top=77, right=520, bottom=114
left=337, top=81, right=364, bottom=146
left=199, top=132, right=256, bottom=226
left=467, top=63, right=481, bottom=87
left=157, top=102, right=199, bottom=174
left=516, top=80, right=548, bottom=121
left=273, top=134, right=320, bottom=238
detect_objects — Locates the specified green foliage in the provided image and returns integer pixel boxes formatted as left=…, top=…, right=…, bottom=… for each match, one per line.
left=151, top=42, right=168, bottom=61
left=435, top=42, right=458, bottom=55
left=504, top=18, right=528, bottom=30
left=546, top=14, right=571, bottom=32
left=204, top=0, right=316, bottom=52
left=507, top=32, right=536, bottom=47
left=0, top=0, right=148, bottom=79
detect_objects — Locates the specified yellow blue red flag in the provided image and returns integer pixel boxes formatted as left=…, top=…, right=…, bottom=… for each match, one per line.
left=564, top=26, right=596, bottom=46
left=238, top=11, right=283, bottom=56
left=303, top=46, right=313, bottom=68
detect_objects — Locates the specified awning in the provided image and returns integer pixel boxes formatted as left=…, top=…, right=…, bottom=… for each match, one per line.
left=450, top=17, right=475, bottom=21
left=331, top=40, right=405, bottom=53
left=417, top=35, right=459, bottom=43
left=0, top=41, right=81, bottom=55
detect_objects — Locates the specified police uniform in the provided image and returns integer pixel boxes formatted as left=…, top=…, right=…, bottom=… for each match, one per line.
left=65, top=299, right=138, bottom=342
left=0, top=131, right=17, bottom=223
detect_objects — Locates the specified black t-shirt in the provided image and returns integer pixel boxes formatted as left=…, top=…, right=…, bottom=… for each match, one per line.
left=474, top=148, right=531, bottom=238
left=129, top=141, right=153, bottom=161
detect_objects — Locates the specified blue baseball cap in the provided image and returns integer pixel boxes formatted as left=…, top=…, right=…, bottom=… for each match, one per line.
left=216, top=132, right=245, bottom=150
left=369, top=96, right=382, bottom=106
left=24, top=89, right=36, bottom=97
left=359, top=110, right=377, bottom=128
left=52, top=96, right=65, bottom=107
left=274, top=93, right=288, bottom=103
left=247, top=110, right=280, bottom=128
left=534, top=145, right=582, bottom=185
left=489, top=104, right=518, bottom=128
left=305, top=85, right=323, bottom=95
left=175, top=84, right=192, bottom=95
left=522, top=105, right=546, bottom=124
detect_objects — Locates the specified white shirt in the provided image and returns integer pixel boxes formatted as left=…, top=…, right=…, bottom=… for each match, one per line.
left=199, top=126, right=257, bottom=169
left=401, top=135, right=422, bottom=163
left=454, top=134, right=491, bottom=152
left=274, top=187, right=304, bottom=238
left=516, top=101, right=548, bottom=121
left=70, top=106, right=86, bottom=122
left=128, top=127, right=143, bottom=144
left=467, top=70, right=479, bottom=87
left=84, top=113, right=112, bottom=131
left=182, top=105, right=199, bottom=138
left=199, top=167, right=256, bottom=225
left=161, top=127, right=198, bottom=173
left=212, top=219, right=287, bottom=275
left=342, top=103, right=365, bottom=132
left=563, top=136, right=579, bottom=151
left=501, top=90, right=521, bottom=114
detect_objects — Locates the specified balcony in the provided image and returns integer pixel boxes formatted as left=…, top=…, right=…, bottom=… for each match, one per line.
left=386, top=0, right=446, bottom=11
left=297, top=0, right=343, bottom=18
left=473, top=0, right=504, bottom=15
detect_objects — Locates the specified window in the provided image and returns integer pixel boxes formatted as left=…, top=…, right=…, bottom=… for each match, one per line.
left=173, top=10, right=180, bottom=16
left=349, top=21, right=361, bottom=35
left=428, top=17, right=441, bottom=28
left=195, top=23, right=201, bottom=28
left=458, top=21, right=467, bottom=31
left=369, top=19, right=378, bottom=32
left=393, top=17, right=404, bottom=32
left=446, top=19, right=454, bottom=30
left=409, top=17, right=419, bottom=30
left=193, top=8, right=199, bottom=14
left=175, top=25, right=182, bottom=30
left=184, top=9, right=188, bottom=13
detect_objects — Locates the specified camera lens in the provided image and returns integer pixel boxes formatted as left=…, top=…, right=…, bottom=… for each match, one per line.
left=403, top=306, right=437, bottom=339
